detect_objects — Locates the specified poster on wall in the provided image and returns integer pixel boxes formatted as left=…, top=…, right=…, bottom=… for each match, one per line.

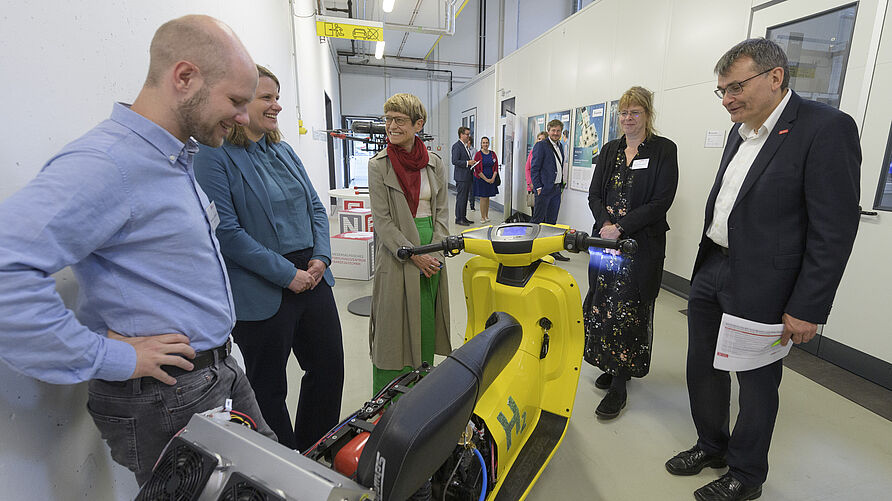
left=526, top=114, right=546, bottom=155
left=547, top=110, right=572, bottom=150
left=570, top=103, right=605, bottom=191
left=462, top=107, right=477, bottom=148
left=606, top=99, right=620, bottom=142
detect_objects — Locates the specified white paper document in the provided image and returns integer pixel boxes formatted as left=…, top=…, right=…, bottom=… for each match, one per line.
left=713, top=313, right=792, bottom=371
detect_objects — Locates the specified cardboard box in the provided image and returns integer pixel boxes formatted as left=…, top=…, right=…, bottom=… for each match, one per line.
left=338, top=208, right=373, bottom=233
left=331, top=232, right=375, bottom=280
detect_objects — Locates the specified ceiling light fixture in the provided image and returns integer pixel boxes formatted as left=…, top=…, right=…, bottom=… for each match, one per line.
left=383, top=0, right=395, bottom=13
left=375, top=40, right=385, bottom=59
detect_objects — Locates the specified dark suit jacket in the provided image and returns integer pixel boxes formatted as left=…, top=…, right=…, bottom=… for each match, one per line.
left=194, top=140, right=334, bottom=322
left=693, top=91, right=860, bottom=324
left=589, top=135, right=679, bottom=301
left=451, top=140, right=474, bottom=183
left=530, top=139, right=564, bottom=193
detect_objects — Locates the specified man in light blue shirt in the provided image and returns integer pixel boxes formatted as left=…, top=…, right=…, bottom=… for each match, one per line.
left=0, top=15, right=275, bottom=485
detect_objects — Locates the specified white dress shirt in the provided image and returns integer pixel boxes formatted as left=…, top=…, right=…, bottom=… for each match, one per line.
left=706, top=90, right=792, bottom=248
left=550, top=138, right=564, bottom=184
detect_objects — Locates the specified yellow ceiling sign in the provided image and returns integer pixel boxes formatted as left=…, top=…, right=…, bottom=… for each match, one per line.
left=316, top=15, right=384, bottom=42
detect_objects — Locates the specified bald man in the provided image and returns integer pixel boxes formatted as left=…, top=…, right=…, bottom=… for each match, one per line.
left=0, top=15, right=275, bottom=484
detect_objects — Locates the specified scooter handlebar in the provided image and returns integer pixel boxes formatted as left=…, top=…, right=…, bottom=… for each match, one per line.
left=564, top=230, right=638, bottom=254
left=397, top=235, right=465, bottom=260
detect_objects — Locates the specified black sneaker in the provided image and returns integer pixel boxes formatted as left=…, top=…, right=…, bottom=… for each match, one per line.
left=595, top=372, right=613, bottom=389
left=595, top=389, right=626, bottom=419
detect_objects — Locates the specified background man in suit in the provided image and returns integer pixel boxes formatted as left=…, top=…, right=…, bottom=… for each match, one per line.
left=451, top=126, right=475, bottom=225
left=530, top=119, right=570, bottom=260
left=665, top=38, right=861, bottom=501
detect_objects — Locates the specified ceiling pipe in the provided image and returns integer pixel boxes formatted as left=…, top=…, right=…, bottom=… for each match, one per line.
left=384, top=0, right=457, bottom=36
left=341, top=59, right=453, bottom=92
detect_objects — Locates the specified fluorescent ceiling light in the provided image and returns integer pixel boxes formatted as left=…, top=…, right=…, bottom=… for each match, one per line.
left=375, top=41, right=385, bottom=59
left=383, top=0, right=395, bottom=13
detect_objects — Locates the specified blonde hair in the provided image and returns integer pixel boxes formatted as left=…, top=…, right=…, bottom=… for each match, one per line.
left=618, top=86, right=657, bottom=138
left=227, top=64, right=282, bottom=147
left=384, top=93, right=427, bottom=124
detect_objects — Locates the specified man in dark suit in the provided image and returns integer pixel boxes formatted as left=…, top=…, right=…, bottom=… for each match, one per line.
left=665, top=38, right=861, bottom=501
left=451, top=126, right=475, bottom=225
left=530, top=119, right=570, bottom=260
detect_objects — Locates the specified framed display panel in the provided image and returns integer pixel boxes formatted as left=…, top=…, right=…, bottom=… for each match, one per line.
left=766, top=3, right=858, bottom=109
left=873, top=122, right=892, bottom=211
left=570, top=103, right=605, bottom=191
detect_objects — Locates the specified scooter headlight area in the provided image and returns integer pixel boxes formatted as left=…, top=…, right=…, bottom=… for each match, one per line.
left=135, top=223, right=634, bottom=501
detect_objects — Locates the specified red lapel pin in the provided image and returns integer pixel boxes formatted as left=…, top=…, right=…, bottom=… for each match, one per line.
left=778, top=129, right=789, bottom=135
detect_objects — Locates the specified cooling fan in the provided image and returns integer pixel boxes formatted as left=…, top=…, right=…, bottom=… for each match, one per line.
left=136, top=437, right=219, bottom=501
left=134, top=414, right=372, bottom=500
left=216, top=472, right=285, bottom=501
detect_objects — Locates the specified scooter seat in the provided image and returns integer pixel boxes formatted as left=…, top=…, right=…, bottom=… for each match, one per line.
left=356, top=312, right=522, bottom=501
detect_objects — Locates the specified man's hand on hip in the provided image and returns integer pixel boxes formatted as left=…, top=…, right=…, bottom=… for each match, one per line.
left=780, top=313, right=818, bottom=346
left=108, top=330, right=195, bottom=385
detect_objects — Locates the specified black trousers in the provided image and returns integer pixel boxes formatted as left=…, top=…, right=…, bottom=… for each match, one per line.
left=232, top=249, right=344, bottom=451
left=455, top=179, right=472, bottom=222
left=686, top=246, right=782, bottom=487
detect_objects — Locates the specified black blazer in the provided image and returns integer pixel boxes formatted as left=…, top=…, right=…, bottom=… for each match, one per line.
left=589, top=134, right=679, bottom=301
left=451, top=140, right=474, bottom=183
left=693, top=91, right=860, bottom=324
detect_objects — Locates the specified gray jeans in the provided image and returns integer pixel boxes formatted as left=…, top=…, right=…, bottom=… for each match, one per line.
left=87, top=355, right=275, bottom=485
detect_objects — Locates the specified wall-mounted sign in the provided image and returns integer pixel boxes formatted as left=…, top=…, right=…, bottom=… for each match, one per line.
left=316, top=15, right=384, bottom=42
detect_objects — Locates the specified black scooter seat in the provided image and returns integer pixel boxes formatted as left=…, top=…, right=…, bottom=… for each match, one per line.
left=356, top=312, right=522, bottom=501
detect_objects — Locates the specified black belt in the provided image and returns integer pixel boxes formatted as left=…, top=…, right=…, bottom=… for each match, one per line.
left=161, top=338, right=231, bottom=378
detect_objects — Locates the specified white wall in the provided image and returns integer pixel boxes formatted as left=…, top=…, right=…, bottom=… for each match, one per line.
left=0, top=1, right=341, bottom=498
left=447, top=68, right=498, bottom=197
left=450, top=0, right=892, bottom=366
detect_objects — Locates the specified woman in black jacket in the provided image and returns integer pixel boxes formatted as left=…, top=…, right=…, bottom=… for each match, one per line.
left=585, top=86, right=679, bottom=420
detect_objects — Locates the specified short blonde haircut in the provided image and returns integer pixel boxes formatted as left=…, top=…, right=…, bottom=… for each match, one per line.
left=227, top=64, right=283, bottom=147
left=618, top=86, right=657, bottom=138
left=383, top=93, right=427, bottom=124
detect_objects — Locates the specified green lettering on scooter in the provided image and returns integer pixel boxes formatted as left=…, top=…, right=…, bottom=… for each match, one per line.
left=497, top=396, right=527, bottom=451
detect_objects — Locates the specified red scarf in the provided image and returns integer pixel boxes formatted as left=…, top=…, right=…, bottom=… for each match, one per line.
left=386, top=136, right=429, bottom=216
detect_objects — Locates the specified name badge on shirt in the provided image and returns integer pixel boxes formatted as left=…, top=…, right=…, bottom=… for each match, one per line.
left=631, top=159, right=649, bottom=170
left=206, top=201, right=220, bottom=231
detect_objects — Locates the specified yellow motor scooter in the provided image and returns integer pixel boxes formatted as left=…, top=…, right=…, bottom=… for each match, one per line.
left=305, top=222, right=636, bottom=501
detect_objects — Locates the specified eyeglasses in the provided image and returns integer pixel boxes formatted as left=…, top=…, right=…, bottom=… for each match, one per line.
left=619, top=110, right=643, bottom=119
left=383, top=115, right=412, bottom=126
left=714, top=68, right=773, bottom=98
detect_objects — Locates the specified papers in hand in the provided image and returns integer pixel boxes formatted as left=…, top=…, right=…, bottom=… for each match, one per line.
left=713, top=313, right=792, bottom=371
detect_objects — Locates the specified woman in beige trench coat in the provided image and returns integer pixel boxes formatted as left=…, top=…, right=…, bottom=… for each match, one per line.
left=368, top=93, right=452, bottom=394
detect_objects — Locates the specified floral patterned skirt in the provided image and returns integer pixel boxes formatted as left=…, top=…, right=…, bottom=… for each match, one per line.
left=582, top=250, right=655, bottom=378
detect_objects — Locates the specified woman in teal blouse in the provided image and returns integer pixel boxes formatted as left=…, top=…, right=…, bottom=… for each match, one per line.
left=194, top=65, right=343, bottom=451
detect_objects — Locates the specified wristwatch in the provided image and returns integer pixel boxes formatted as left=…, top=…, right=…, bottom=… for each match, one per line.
left=614, top=223, right=624, bottom=235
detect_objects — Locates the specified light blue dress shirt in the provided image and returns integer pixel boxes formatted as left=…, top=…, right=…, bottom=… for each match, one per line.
left=0, top=103, right=235, bottom=384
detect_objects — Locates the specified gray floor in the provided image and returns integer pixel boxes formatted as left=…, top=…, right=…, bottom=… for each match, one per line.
left=285, top=203, right=892, bottom=500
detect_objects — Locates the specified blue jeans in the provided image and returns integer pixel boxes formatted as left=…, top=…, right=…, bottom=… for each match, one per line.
left=87, top=355, right=275, bottom=485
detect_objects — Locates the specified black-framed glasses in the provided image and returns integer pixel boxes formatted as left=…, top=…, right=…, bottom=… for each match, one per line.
left=382, top=115, right=412, bottom=126
left=714, top=68, right=773, bottom=98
